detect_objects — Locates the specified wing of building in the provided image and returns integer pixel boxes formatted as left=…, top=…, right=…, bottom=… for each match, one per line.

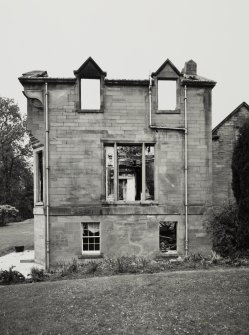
left=19, top=57, right=216, bottom=267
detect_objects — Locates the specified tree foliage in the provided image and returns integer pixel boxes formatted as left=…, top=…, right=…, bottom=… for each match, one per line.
left=0, top=97, right=33, bottom=221
left=231, top=121, right=249, bottom=250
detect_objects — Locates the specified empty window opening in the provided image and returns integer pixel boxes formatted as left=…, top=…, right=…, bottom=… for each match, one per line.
left=118, top=145, right=142, bottom=201
left=159, top=221, right=177, bottom=252
left=158, top=80, right=176, bottom=110
left=81, top=79, right=100, bottom=109
left=105, top=143, right=155, bottom=202
left=36, top=151, right=43, bottom=202
left=82, top=222, right=100, bottom=253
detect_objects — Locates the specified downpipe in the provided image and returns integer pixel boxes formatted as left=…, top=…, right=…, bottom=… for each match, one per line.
left=45, top=83, right=50, bottom=270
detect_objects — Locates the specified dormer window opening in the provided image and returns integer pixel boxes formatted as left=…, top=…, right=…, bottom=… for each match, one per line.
left=158, top=79, right=176, bottom=110
left=81, top=78, right=100, bottom=110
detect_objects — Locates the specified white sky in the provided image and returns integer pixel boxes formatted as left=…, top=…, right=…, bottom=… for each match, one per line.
left=1, top=0, right=248, bottom=127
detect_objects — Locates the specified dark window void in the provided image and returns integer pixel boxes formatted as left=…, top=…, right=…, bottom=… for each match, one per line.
left=81, top=79, right=100, bottom=109
left=158, top=80, right=176, bottom=110
left=82, top=222, right=100, bottom=252
left=159, top=221, right=177, bottom=252
left=37, top=151, right=43, bottom=202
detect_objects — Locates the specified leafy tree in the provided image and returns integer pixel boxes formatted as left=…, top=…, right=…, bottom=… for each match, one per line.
left=0, top=97, right=33, bottom=221
left=231, top=121, right=249, bottom=250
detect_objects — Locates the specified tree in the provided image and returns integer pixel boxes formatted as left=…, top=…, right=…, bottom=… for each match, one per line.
left=0, top=97, right=33, bottom=220
left=231, top=121, right=249, bottom=250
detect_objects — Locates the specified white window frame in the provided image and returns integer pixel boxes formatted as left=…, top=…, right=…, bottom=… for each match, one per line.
left=104, top=142, right=155, bottom=203
left=33, top=148, right=44, bottom=205
left=81, top=222, right=101, bottom=255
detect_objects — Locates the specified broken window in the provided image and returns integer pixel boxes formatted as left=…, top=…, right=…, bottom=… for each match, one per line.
left=81, top=78, right=100, bottom=109
left=35, top=150, right=43, bottom=203
left=159, top=221, right=177, bottom=252
left=82, top=222, right=100, bottom=253
left=105, top=143, right=154, bottom=202
left=158, top=80, right=176, bottom=110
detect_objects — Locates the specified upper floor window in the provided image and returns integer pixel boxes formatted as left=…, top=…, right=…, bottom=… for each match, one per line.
left=105, top=143, right=155, bottom=202
left=81, top=79, right=100, bottom=110
left=158, top=80, right=176, bottom=110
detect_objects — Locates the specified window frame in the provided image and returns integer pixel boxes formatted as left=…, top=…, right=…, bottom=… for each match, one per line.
left=103, top=142, right=156, bottom=204
left=34, top=147, right=44, bottom=205
left=159, top=221, right=178, bottom=254
left=81, top=222, right=101, bottom=255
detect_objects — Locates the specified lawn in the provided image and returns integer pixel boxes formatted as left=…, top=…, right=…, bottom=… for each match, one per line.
left=0, top=219, right=34, bottom=256
left=0, top=268, right=248, bottom=335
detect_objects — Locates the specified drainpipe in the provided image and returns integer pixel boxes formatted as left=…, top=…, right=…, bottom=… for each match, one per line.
left=45, top=83, right=50, bottom=270
left=184, top=85, right=188, bottom=257
left=148, top=77, right=189, bottom=256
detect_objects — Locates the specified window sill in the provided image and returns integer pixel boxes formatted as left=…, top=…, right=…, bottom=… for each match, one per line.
left=78, top=253, right=104, bottom=260
left=102, top=201, right=158, bottom=206
left=155, top=251, right=178, bottom=259
left=156, top=109, right=181, bottom=114
left=34, top=202, right=44, bottom=206
left=76, top=109, right=103, bottom=113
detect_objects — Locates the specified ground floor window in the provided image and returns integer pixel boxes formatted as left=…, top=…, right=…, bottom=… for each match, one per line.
left=105, top=143, right=155, bottom=202
left=159, top=221, right=177, bottom=252
left=82, top=222, right=100, bottom=253
left=34, top=149, right=44, bottom=203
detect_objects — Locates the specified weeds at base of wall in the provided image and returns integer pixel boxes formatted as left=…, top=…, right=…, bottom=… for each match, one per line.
left=1, top=253, right=249, bottom=285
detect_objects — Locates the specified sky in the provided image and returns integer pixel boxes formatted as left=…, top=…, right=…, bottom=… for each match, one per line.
left=1, top=0, right=249, bottom=127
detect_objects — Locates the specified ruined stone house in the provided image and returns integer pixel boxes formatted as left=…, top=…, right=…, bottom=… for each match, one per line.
left=212, top=102, right=249, bottom=206
left=19, top=57, right=216, bottom=267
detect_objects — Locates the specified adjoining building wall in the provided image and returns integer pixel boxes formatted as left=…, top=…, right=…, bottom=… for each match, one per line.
left=212, top=103, right=249, bottom=206
left=19, top=59, right=215, bottom=266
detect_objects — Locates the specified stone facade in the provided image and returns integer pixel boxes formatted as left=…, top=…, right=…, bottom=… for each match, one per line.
left=19, top=58, right=216, bottom=266
left=212, top=102, right=249, bottom=206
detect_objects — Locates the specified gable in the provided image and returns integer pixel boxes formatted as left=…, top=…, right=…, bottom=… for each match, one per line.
left=212, top=102, right=249, bottom=135
left=74, top=57, right=106, bottom=78
left=152, top=59, right=181, bottom=79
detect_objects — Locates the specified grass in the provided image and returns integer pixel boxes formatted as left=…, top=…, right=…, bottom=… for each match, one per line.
left=0, top=268, right=249, bottom=335
left=0, top=218, right=34, bottom=256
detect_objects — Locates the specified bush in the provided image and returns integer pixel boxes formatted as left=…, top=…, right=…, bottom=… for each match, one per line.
left=0, top=205, right=19, bottom=226
left=29, top=267, right=46, bottom=282
left=0, top=266, right=25, bottom=284
left=205, top=202, right=240, bottom=257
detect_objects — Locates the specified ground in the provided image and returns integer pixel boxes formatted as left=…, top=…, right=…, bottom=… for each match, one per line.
left=0, top=268, right=249, bottom=335
left=0, top=219, right=34, bottom=256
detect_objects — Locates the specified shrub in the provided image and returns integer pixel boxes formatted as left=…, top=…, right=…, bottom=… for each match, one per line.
left=29, top=267, right=46, bottom=282
left=0, top=205, right=19, bottom=226
left=205, top=202, right=240, bottom=257
left=0, top=266, right=25, bottom=284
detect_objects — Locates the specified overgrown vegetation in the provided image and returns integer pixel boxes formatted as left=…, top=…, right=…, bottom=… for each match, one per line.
left=0, top=97, right=33, bottom=222
left=1, top=254, right=249, bottom=285
left=232, top=120, right=249, bottom=251
left=0, top=266, right=25, bottom=285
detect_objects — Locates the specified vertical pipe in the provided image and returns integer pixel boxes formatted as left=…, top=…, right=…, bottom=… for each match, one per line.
left=114, top=142, right=118, bottom=201
left=149, top=75, right=152, bottom=126
left=184, top=85, right=188, bottom=257
left=142, top=143, right=146, bottom=201
left=45, top=83, right=50, bottom=270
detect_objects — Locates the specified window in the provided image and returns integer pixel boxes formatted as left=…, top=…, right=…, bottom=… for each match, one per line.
left=35, top=150, right=43, bottom=203
left=158, top=80, right=176, bottom=110
left=82, top=222, right=100, bottom=254
left=159, top=221, right=177, bottom=253
left=81, top=79, right=100, bottom=109
left=105, top=143, right=155, bottom=202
